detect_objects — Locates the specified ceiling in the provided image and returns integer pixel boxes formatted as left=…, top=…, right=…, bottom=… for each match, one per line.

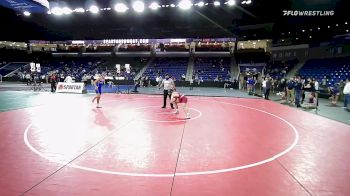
left=0, top=0, right=349, bottom=43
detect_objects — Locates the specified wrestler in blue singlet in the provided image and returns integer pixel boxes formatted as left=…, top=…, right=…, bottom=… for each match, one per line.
left=95, top=80, right=103, bottom=94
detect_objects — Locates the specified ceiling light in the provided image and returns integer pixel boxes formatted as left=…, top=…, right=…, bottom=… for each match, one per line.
left=89, top=5, right=99, bottom=14
left=214, top=1, right=220, bottom=6
left=241, top=1, right=246, bottom=4
left=246, top=0, right=251, bottom=4
left=23, top=11, right=31, bottom=16
left=178, top=0, right=192, bottom=10
left=170, top=4, right=176, bottom=7
left=149, top=2, right=160, bottom=10
left=133, top=1, right=145, bottom=13
left=197, top=1, right=204, bottom=7
left=74, top=8, right=85, bottom=13
left=114, top=3, right=128, bottom=13
left=62, top=7, right=72, bottom=15
left=227, top=0, right=235, bottom=6
left=51, top=7, right=63, bottom=16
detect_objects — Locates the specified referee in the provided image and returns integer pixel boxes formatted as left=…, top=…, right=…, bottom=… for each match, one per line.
left=159, top=74, right=175, bottom=109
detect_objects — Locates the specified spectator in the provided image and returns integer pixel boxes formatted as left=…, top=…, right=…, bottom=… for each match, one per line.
left=262, top=77, right=267, bottom=97
left=50, top=73, right=57, bottom=92
left=329, top=85, right=340, bottom=106
left=343, top=78, right=350, bottom=109
left=286, top=78, right=295, bottom=103
left=64, top=75, right=73, bottom=83
left=294, top=77, right=303, bottom=108
left=265, top=77, right=272, bottom=100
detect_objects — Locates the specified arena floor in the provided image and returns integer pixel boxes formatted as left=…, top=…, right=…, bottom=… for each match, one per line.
left=0, top=91, right=349, bottom=195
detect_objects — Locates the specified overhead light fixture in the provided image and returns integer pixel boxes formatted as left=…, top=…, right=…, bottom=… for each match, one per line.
left=227, top=0, right=235, bottom=6
left=336, top=24, right=338, bottom=26
left=89, top=5, right=99, bottom=14
left=74, top=8, right=85, bottom=13
left=345, top=22, right=348, bottom=25
left=62, top=7, right=72, bottom=15
left=133, top=1, right=145, bottom=13
left=241, top=1, right=246, bottom=4
left=170, top=4, right=176, bottom=7
left=197, top=1, right=204, bottom=7
left=246, top=0, right=251, bottom=4
left=23, top=11, right=31, bottom=16
left=114, top=3, right=128, bottom=12
left=178, top=0, right=192, bottom=10
left=347, top=30, right=349, bottom=32
left=302, top=29, right=305, bottom=32
left=149, top=2, right=160, bottom=10
left=214, top=1, right=220, bottom=6
left=318, top=27, right=320, bottom=30
left=328, top=25, right=330, bottom=28
left=51, top=7, right=63, bottom=15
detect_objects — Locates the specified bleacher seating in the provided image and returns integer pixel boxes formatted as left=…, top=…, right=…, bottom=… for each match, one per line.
left=298, top=57, right=350, bottom=85
left=266, top=59, right=298, bottom=79
left=0, top=62, right=28, bottom=76
left=144, top=58, right=188, bottom=80
left=194, top=58, right=231, bottom=81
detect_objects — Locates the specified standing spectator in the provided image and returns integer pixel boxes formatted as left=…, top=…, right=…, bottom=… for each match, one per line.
left=189, top=77, right=194, bottom=90
left=313, top=79, right=320, bottom=108
left=247, top=76, right=254, bottom=95
left=25, top=73, right=31, bottom=85
left=286, top=78, right=295, bottom=103
left=279, top=78, right=287, bottom=100
left=294, top=77, right=303, bottom=108
left=321, top=76, right=328, bottom=87
left=343, top=78, right=350, bottom=109
left=50, top=73, right=57, bottom=92
left=262, top=77, right=267, bottom=97
left=265, top=77, right=272, bottom=100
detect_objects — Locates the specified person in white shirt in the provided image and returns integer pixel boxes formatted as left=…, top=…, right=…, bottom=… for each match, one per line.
left=343, top=78, right=350, bottom=109
left=262, top=77, right=267, bottom=97
left=159, top=74, right=175, bottom=109
left=64, top=75, right=73, bottom=83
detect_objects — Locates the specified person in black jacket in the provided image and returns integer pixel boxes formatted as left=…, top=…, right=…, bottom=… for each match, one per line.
left=294, top=77, right=303, bottom=107
left=265, top=77, right=272, bottom=100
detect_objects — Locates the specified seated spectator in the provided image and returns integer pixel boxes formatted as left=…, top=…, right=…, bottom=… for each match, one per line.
left=182, top=74, right=186, bottom=81
left=329, top=85, right=340, bottom=106
left=64, top=75, right=73, bottom=83
left=302, top=92, right=317, bottom=109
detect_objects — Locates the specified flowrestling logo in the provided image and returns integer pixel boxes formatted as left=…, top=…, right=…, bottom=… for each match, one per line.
left=283, top=10, right=334, bottom=16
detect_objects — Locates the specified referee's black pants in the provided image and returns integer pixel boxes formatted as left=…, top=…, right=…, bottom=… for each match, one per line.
left=163, top=90, right=174, bottom=108
left=51, top=82, right=56, bottom=92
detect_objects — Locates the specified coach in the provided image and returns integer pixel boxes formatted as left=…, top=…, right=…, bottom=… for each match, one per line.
left=159, top=74, right=175, bottom=109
